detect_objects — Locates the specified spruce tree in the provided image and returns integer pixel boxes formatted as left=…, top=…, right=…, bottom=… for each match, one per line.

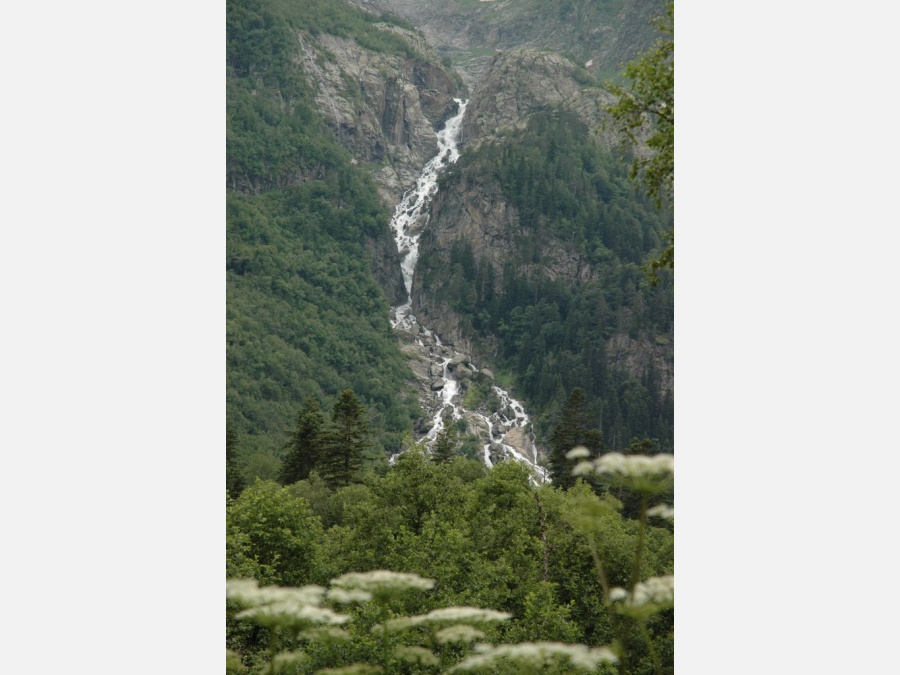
left=319, top=389, right=370, bottom=489
left=280, top=396, right=325, bottom=485
left=432, top=425, right=457, bottom=464
left=548, top=387, right=603, bottom=489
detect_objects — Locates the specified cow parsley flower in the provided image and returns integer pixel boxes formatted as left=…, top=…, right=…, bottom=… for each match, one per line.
left=566, top=446, right=591, bottom=459
left=592, top=452, right=674, bottom=494
left=327, top=587, right=373, bottom=604
left=315, top=665, right=382, bottom=675
left=330, top=571, right=435, bottom=601
left=379, top=606, right=511, bottom=633
left=235, top=602, right=350, bottom=629
left=271, top=651, right=307, bottom=668
left=226, top=579, right=326, bottom=608
left=611, top=575, right=674, bottom=619
left=434, top=625, right=486, bottom=644
left=647, top=504, right=674, bottom=521
left=449, top=642, right=617, bottom=672
left=394, top=646, right=439, bottom=666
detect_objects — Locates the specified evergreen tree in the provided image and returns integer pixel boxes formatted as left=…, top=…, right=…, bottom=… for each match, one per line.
left=548, top=387, right=603, bottom=489
left=432, top=425, right=458, bottom=464
left=319, top=389, right=370, bottom=488
left=280, top=396, right=325, bottom=485
left=226, top=424, right=245, bottom=499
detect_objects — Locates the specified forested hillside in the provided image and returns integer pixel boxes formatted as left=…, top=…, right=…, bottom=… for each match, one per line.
left=227, top=0, right=436, bottom=475
left=416, top=110, right=673, bottom=448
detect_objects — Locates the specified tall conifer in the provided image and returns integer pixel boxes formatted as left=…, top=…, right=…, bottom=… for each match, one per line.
left=432, top=425, right=457, bottom=464
left=319, top=389, right=370, bottom=488
left=548, top=387, right=603, bottom=489
left=280, top=396, right=325, bottom=485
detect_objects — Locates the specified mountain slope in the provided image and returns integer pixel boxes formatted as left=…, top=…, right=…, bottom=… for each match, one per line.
left=226, top=0, right=461, bottom=476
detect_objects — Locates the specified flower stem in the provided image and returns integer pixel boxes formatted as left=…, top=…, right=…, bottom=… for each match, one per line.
left=639, top=620, right=663, bottom=675
left=629, top=493, right=649, bottom=593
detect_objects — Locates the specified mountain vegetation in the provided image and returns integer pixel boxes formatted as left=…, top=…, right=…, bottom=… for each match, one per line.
left=226, top=0, right=676, bottom=671
left=228, top=453, right=674, bottom=674
left=227, top=0, right=430, bottom=478
left=416, top=109, right=673, bottom=448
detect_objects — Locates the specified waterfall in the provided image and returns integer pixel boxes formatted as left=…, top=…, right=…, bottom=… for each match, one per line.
left=388, top=99, right=549, bottom=485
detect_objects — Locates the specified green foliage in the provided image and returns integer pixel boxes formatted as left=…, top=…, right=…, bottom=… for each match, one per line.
left=227, top=452, right=674, bottom=674
left=227, top=424, right=247, bottom=499
left=227, top=479, right=325, bottom=587
left=606, top=1, right=674, bottom=280
left=227, top=0, right=428, bottom=478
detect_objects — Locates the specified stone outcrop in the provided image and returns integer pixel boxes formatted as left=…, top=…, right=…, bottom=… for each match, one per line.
left=300, top=30, right=462, bottom=206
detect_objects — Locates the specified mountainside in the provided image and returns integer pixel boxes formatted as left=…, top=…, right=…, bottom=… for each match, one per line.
left=350, top=0, right=666, bottom=86
left=227, top=0, right=465, bottom=474
left=227, top=0, right=673, bottom=482
left=411, top=52, right=673, bottom=447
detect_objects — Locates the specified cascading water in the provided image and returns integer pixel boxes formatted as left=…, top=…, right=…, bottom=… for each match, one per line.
left=388, top=99, right=549, bottom=485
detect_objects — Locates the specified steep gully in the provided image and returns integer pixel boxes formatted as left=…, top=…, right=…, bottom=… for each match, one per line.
left=388, top=99, right=549, bottom=484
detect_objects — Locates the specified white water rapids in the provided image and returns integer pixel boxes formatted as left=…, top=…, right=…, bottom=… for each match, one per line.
left=388, top=99, right=549, bottom=484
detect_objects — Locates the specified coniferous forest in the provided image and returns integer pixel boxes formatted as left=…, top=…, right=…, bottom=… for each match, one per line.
left=227, top=0, right=675, bottom=673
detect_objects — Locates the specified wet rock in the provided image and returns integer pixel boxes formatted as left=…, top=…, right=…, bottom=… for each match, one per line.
left=481, top=368, right=495, bottom=381
left=431, top=379, right=446, bottom=391
left=455, top=364, right=473, bottom=380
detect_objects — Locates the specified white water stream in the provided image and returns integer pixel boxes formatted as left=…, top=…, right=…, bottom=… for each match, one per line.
left=388, top=99, right=549, bottom=484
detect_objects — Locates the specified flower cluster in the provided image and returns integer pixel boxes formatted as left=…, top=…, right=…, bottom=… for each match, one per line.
left=569, top=449, right=674, bottom=494
left=449, top=641, right=618, bottom=672
left=330, top=570, right=435, bottom=602
left=226, top=579, right=348, bottom=630
left=609, top=575, right=674, bottom=620
left=379, top=606, right=511, bottom=633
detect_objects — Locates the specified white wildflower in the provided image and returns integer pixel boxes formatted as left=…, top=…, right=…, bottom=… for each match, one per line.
left=592, top=453, right=674, bottom=494
left=379, top=606, right=511, bottom=632
left=571, top=461, right=595, bottom=476
left=566, top=446, right=591, bottom=459
left=614, top=575, right=674, bottom=620
left=449, top=642, right=617, bottom=672
left=394, top=646, right=439, bottom=666
left=236, top=602, right=350, bottom=629
left=647, top=504, right=674, bottom=521
left=434, top=625, right=485, bottom=644
left=608, top=587, right=628, bottom=602
left=227, top=579, right=326, bottom=608
left=327, top=587, right=373, bottom=604
left=315, top=665, right=382, bottom=675
left=300, top=627, right=351, bottom=642
left=272, top=651, right=307, bottom=667
left=330, top=571, right=435, bottom=597
left=631, top=575, right=674, bottom=606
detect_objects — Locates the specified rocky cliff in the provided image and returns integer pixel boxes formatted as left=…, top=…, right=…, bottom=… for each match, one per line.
left=350, top=0, right=666, bottom=87
left=298, top=28, right=462, bottom=206
left=287, top=24, right=462, bottom=303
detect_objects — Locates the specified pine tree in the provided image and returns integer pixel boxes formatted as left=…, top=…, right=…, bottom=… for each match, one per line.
left=319, top=389, right=370, bottom=489
left=548, top=387, right=603, bottom=489
left=280, top=396, right=325, bottom=485
left=432, top=425, right=457, bottom=464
